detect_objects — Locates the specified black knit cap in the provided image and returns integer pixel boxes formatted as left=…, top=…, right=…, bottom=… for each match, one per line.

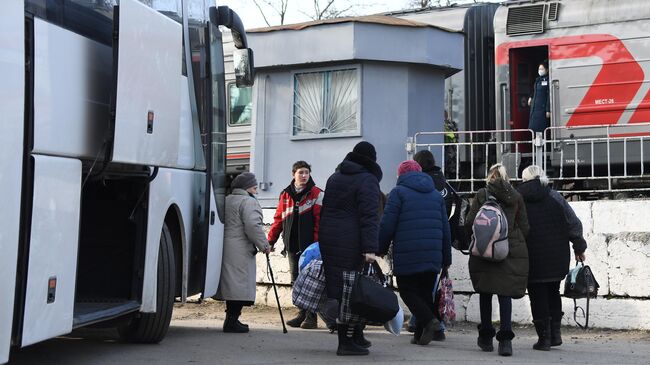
left=231, top=172, right=258, bottom=190
left=352, top=141, right=377, bottom=162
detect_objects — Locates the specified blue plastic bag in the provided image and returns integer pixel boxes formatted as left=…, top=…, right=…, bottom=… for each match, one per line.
left=298, top=242, right=320, bottom=272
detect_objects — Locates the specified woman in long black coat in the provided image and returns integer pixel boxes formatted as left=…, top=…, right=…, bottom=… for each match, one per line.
left=517, top=165, right=587, bottom=351
left=319, top=141, right=382, bottom=356
left=528, top=62, right=551, bottom=133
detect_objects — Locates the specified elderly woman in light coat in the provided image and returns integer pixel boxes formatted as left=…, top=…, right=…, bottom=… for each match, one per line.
left=216, top=172, right=270, bottom=333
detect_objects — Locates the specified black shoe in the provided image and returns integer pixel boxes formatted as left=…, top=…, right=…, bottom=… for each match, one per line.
left=533, top=318, right=551, bottom=351
left=223, top=315, right=249, bottom=333
left=498, top=340, right=512, bottom=356
left=301, top=312, right=318, bottom=329
left=418, top=320, right=436, bottom=345
left=237, top=320, right=249, bottom=329
left=496, top=330, right=515, bottom=357
left=551, top=313, right=563, bottom=346
left=353, top=325, right=372, bottom=348
left=432, top=330, right=446, bottom=341
left=336, top=325, right=369, bottom=356
left=286, top=309, right=306, bottom=328
left=477, top=325, right=495, bottom=352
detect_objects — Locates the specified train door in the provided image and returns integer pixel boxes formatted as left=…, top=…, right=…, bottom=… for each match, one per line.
left=508, top=46, right=549, bottom=147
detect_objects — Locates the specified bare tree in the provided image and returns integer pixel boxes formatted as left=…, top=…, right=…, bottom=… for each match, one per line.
left=251, top=0, right=290, bottom=26
left=303, top=0, right=355, bottom=20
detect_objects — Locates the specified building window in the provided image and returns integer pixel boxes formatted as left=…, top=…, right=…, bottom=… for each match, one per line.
left=228, top=83, right=252, bottom=126
left=292, top=67, right=360, bottom=138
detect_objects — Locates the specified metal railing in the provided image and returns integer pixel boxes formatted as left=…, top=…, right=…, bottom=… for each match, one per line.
left=542, top=123, right=650, bottom=194
left=407, top=129, right=536, bottom=193
left=408, top=123, right=650, bottom=195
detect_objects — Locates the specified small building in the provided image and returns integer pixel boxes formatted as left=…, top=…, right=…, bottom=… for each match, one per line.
left=247, top=15, right=463, bottom=206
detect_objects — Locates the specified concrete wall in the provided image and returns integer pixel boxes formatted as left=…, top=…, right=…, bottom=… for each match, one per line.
left=251, top=62, right=447, bottom=207
left=253, top=199, right=650, bottom=330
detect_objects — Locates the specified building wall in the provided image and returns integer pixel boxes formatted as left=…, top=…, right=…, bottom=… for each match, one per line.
left=250, top=62, right=447, bottom=207
left=254, top=199, right=650, bottom=330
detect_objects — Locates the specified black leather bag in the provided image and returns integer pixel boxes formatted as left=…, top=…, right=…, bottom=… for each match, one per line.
left=564, top=261, right=599, bottom=329
left=564, top=261, right=599, bottom=299
left=350, top=263, right=399, bottom=324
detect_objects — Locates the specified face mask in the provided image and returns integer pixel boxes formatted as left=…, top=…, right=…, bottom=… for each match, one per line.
left=538, top=69, right=547, bottom=76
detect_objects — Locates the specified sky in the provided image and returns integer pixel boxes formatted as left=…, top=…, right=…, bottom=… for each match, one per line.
left=218, top=0, right=501, bottom=29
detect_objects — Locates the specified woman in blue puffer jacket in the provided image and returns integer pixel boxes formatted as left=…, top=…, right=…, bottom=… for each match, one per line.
left=379, top=160, right=452, bottom=346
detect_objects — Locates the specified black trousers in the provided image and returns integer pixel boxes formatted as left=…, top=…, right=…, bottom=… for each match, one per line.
left=479, top=294, right=512, bottom=331
left=287, top=251, right=301, bottom=284
left=397, top=272, right=437, bottom=331
left=527, top=281, right=562, bottom=321
left=226, top=300, right=253, bottom=317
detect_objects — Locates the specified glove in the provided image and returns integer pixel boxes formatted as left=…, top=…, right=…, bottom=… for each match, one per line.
left=363, top=253, right=377, bottom=263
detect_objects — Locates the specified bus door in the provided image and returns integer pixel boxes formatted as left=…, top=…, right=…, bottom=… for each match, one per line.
left=0, top=2, right=25, bottom=362
left=508, top=46, right=549, bottom=150
left=201, top=17, right=227, bottom=298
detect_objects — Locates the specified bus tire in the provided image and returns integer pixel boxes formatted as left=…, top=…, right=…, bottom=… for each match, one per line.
left=118, top=223, right=176, bottom=343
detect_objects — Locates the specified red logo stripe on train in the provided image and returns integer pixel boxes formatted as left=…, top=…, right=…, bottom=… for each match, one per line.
left=496, top=35, right=647, bottom=126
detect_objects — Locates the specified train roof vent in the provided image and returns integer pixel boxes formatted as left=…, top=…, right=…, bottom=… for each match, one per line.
left=506, top=4, right=545, bottom=36
left=548, top=2, right=560, bottom=21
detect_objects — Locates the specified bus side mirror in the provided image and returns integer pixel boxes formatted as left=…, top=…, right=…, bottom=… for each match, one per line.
left=234, top=48, right=255, bottom=87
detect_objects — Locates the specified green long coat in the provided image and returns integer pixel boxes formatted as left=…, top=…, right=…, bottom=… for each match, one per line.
left=465, top=178, right=530, bottom=298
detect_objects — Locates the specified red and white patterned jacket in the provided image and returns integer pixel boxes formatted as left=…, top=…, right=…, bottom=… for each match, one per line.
left=268, top=179, right=323, bottom=253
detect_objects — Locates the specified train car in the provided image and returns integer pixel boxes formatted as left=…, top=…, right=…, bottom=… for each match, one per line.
left=494, top=0, right=650, bottom=189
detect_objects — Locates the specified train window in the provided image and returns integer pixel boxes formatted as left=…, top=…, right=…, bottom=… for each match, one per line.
left=228, top=83, right=252, bottom=126
left=292, top=66, right=361, bottom=139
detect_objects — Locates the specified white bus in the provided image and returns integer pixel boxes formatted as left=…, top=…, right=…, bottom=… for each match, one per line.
left=0, top=0, right=254, bottom=363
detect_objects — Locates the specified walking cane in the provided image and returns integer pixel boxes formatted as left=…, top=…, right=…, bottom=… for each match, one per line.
left=266, top=253, right=288, bottom=333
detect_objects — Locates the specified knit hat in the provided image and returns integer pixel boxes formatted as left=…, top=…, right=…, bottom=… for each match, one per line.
left=397, top=160, right=422, bottom=176
left=231, top=172, right=258, bottom=190
left=352, top=141, right=377, bottom=162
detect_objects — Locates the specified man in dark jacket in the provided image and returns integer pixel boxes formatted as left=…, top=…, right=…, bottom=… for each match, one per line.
left=379, top=160, right=451, bottom=346
left=319, top=141, right=382, bottom=356
left=268, top=160, right=323, bottom=329
left=517, top=165, right=587, bottom=351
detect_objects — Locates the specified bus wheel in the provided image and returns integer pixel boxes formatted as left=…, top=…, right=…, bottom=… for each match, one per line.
left=118, top=223, right=176, bottom=343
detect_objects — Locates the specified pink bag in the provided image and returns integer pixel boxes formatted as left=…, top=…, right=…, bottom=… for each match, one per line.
left=438, top=276, right=456, bottom=324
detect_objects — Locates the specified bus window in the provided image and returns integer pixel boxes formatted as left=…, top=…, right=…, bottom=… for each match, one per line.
left=228, top=83, right=252, bottom=126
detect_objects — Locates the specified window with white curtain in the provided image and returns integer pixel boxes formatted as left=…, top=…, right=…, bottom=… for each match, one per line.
left=292, top=67, right=360, bottom=138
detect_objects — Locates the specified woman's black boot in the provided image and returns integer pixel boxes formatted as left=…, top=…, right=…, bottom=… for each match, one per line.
left=353, top=325, right=372, bottom=348
left=336, top=324, right=369, bottom=356
left=477, top=325, right=495, bottom=352
left=496, top=330, right=514, bottom=356
left=533, top=318, right=552, bottom=351
left=550, top=312, right=563, bottom=346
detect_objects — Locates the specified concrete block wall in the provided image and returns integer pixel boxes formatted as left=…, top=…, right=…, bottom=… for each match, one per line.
left=254, top=200, right=650, bottom=329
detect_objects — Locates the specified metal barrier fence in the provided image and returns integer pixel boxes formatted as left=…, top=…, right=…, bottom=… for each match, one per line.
left=542, top=123, right=650, bottom=194
left=407, top=123, right=650, bottom=195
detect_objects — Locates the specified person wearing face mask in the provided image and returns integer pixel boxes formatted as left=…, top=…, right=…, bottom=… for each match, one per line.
left=268, top=161, right=324, bottom=329
left=527, top=63, right=551, bottom=133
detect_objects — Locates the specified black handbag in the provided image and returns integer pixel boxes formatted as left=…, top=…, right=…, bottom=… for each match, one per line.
left=350, top=262, right=399, bottom=324
left=563, top=261, right=599, bottom=329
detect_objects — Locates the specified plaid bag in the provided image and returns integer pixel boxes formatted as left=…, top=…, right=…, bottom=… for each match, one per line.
left=338, top=271, right=362, bottom=325
left=292, top=259, right=326, bottom=312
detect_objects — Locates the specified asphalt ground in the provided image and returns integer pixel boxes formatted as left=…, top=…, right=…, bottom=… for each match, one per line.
left=8, top=301, right=650, bottom=364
